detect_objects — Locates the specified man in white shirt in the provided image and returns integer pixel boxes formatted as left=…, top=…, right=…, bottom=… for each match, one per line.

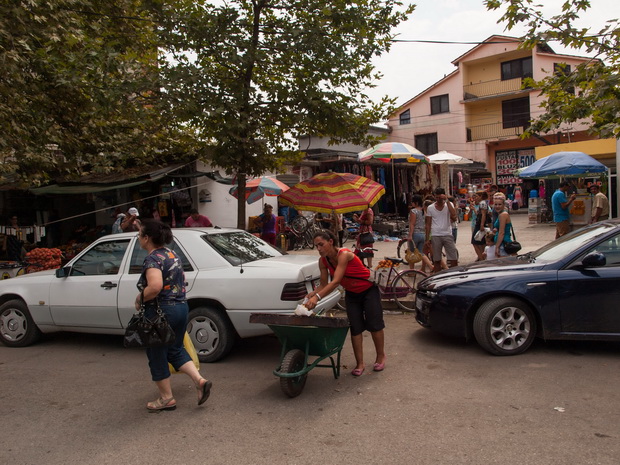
left=589, top=184, right=609, bottom=223
left=425, top=187, right=459, bottom=273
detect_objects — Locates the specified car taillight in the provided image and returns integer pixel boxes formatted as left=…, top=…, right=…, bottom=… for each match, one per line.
left=280, top=282, right=307, bottom=301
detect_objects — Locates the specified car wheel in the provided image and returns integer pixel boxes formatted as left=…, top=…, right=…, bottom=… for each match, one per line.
left=187, top=306, right=236, bottom=363
left=279, top=349, right=308, bottom=397
left=473, top=297, right=537, bottom=356
left=0, top=299, right=42, bottom=347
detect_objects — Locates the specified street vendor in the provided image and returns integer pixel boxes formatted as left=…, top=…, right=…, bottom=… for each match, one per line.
left=5, top=215, right=26, bottom=261
left=305, top=230, right=386, bottom=377
left=121, top=207, right=142, bottom=232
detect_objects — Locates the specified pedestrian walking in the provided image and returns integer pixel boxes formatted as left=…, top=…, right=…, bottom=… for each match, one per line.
left=552, top=181, right=576, bottom=238
left=492, top=196, right=516, bottom=256
left=135, top=219, right=212, bottom=411
left=407, top=195, right=433, bottom=273
left=470, top=191, right=489, bottom=261
left=425, top=187, right=459, bottom=273
left=353, top=205, right=375, bottom=268
left=589, top=184, right=609, bottom=223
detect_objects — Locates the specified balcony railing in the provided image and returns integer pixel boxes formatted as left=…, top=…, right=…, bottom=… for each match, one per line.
left=463, top=77, right=529, bottom=100
left=466, top=122, right=523, bottom=142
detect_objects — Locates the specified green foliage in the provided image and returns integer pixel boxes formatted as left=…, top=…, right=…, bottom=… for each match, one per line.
left=0, top=0, right=196, bottom=185
left=156, top=0, right=413, bottom=226
left=485, top=0, right=620, bottom=139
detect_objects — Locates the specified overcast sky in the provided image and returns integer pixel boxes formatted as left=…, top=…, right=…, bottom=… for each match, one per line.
left=366, top=0, right=617, bottom=109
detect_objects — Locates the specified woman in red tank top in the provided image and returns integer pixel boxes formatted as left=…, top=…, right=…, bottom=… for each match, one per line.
left=305, top=230, right=386, bottom=376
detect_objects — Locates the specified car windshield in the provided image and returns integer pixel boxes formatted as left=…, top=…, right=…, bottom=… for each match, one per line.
left=530, top=223, right=617, bottom=262
left=203, top=231, right=281, bottom=265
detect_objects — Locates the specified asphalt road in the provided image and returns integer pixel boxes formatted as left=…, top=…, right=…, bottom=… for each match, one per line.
left=1, top=214, right=618, bottom=465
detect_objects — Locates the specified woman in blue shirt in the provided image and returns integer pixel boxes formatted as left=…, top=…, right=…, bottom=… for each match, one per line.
left=136, top=220, right=212, bottom=411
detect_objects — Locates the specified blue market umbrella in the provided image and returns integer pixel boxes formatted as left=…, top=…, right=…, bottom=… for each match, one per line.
left=519, top=151, right=607, bottom=178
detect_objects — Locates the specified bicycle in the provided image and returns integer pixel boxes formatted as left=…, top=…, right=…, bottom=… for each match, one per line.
left=341, top=218, right=359, bottom=245
left=395, top=228, right=409, bottom=259
left=336, top=254, right=427, bottom=312
left=275, top=215, right=320, bottom=251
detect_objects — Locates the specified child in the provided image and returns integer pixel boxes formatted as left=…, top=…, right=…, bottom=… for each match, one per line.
left=483, top=232, right=497, bottom=260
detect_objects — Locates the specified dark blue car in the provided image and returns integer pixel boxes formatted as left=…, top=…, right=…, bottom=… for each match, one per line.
left=415, top=220, right=620, bottom=355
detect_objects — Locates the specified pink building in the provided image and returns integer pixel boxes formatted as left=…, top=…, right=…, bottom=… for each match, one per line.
left=387, top=35, right=600, bottom=195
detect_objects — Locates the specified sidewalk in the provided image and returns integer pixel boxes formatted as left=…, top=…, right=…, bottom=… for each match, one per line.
left=289, top=211, right=557, bottom=266
left=374, top=210, right=556, bottom=265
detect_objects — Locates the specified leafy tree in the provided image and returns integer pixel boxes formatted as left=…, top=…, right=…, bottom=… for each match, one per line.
left=0, top=0, right=197, bottom=186
left=485, top=0, right=620, bottom=139
left=156, top=0, right=413, bottom=227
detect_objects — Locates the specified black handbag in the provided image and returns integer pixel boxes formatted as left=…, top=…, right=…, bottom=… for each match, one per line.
left=124, top=293, right=176, bottom=349
left=504, top=227, right=522, bottom=254
left=359, top=232, right=375, bottom=245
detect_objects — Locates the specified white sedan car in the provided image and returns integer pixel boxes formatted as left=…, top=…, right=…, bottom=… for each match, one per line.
left=0, top=228, right=339, bottom=361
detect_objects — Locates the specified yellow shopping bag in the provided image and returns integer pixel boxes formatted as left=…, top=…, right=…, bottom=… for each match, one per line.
left=169, top=332, right=200, bottom=374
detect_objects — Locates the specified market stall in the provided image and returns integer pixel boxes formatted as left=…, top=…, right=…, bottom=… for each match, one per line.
left=518, top=151, right=610, bottom=225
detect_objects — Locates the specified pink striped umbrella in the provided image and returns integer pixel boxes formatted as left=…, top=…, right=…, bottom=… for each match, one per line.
left=279, top=172, right=385, bottom=214
left=229, top=176, right=289, bottom=204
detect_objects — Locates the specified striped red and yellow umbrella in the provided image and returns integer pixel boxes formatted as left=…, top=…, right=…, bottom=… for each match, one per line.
left=279, top=172, right=385, bottom=214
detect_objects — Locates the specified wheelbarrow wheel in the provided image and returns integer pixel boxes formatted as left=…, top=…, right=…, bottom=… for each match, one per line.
left=280, top=349, right=308, bottom=398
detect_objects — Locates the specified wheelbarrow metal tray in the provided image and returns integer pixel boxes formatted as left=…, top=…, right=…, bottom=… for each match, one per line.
left=249, top=312, right=349, bottom=328
left=250, top=313, right=350, bottom=357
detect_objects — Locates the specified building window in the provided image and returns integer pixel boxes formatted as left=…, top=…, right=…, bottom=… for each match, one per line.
left=501, top=57, right=532, bottom=80
left=554, top=63, right=572, bottom=76
left=554, top=63, right=575, bottom=94
left=502, top=97, right=530, bottom=129
left=399, top=109, right=411, bottom=125
left=415, top=133, right=438, bottom=155
left=430, top=94, right=449, bottom=115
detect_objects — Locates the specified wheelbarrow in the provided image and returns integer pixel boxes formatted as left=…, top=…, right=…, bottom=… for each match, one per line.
left=249, top=313, right=350, bottom=398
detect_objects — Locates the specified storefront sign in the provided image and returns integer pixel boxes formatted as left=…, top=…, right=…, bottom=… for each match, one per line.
left=496, top=148, right=535, bottom=185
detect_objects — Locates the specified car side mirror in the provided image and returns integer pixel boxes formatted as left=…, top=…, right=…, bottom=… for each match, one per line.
left=582, top=252, right=606, bottom=268
left=55, top=266, right=71, bottom=278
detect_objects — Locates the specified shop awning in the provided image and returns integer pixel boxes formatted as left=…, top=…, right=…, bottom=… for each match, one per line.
left=29, top=164, right=187, bottom=195
left=535, top=139, right=616, bottom=160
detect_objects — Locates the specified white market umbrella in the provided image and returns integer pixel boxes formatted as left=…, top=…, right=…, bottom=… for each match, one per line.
left=427, top=151, right=474, bottom=165
left=427, top=151, right=474, bottom=195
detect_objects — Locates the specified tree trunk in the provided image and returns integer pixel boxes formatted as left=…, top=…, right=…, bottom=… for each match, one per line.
left=236, top=172, right=247, bottom=229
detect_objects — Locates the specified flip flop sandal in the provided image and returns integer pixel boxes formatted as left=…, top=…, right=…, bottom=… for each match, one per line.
left=147, top=397, right=176, bottom=412
left=197, top=380, right=212, bottom=405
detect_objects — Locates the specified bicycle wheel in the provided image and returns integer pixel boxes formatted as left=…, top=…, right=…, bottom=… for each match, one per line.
left=342, top=228, right=349, bottom=245
left=291, top=216, right=309, bottom=235
left=396, top=239, right=407, bottom=258
left=304, top=230, right=315, bottom=249
left=390, top=269, right=427, bottom=312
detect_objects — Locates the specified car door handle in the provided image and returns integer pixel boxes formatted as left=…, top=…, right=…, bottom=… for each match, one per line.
left=526, top=282, right=547, bottom=287
left=101, top=281, right=118, bottom=289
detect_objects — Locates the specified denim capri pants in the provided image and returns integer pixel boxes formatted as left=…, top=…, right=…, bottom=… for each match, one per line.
left=144, top=301, right=192, bottom=381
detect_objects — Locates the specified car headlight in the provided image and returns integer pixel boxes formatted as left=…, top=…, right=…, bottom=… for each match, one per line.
left=419, top=290, right=438, bottom=298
